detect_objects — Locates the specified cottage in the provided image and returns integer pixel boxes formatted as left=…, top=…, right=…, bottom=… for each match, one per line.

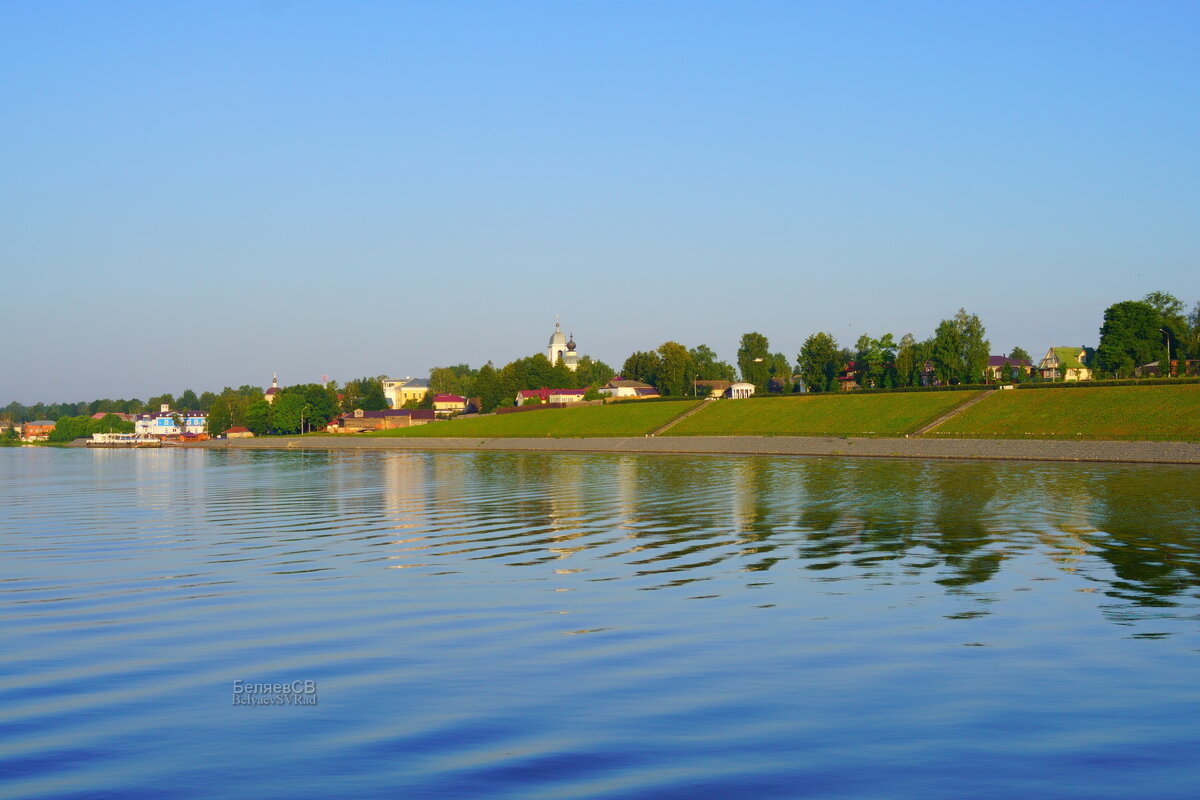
left=433, top=394, right=467, bottom=415
left=225, top=426, right=254, bottom=439
left=694, top=379, right=731, bottom=398
left=985, top=356, right=1033, bottom=382
left=599, top=379, right=659, bottom=399
left=1039, top=347, right=1094, bottom=382
left=21, top=420, right=56, bottom=441
left=332, top=408, right=435, bottom=433
left=548, top=389, right=587, bottom=404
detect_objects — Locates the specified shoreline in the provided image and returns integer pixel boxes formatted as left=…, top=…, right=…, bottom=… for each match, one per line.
left=192, top=435, right=1200, bottom=465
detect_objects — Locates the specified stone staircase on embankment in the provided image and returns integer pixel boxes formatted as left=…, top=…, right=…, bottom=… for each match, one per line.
left=909, top=389, right=1000, bottom=437
left=648, top=398, right=716, bottom=436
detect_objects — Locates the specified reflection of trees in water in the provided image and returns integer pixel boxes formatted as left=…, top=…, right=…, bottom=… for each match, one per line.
left=1088, top=467, right=1200, bottom=606
left=924, top=462, right=1003, bottom=588
left=375, top=453, right=1200, bottom=618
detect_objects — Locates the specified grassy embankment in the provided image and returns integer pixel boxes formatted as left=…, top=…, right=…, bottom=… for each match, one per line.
left=369, top=399, right=703, bottom=438
left=926, top=384, right=1200, bottom=441
left=665, top=391, right=980, bottom=437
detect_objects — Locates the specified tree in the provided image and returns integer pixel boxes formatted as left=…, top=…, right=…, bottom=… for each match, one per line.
left=473, top=362, right=509, bottom=412
left=797, top=332, right=840, bottom=392
left=271, top=394, right=305, bottom=434
left=767, top=352, right=793, bottom=392
left=245, top=399, right=272, bottom=435
left=574, top=356, right=616, bottom=389
left=179, top=389, right=199, bottom=410
left=894, top=333, right=916, bottom=387
left=931, top=308, right=990, bottom=384
left=621, top=351, right=662, bottom=385
left=853, top=334, right=897, bottom=389
left=737, top=332, right=771, bottom=392
left=1095, top=300, right=1165, bottom=377
left=358, top=379, right=388, bottom=411
left=689, top=345, right=737, bottom=382
left=1009, top=346, right=1032, bottom=364
left=1142, top=291, right=1188, bottom=364
left=656, top=341, right=695, bottom=397
left=1186, top=300, right=1200, bottom=361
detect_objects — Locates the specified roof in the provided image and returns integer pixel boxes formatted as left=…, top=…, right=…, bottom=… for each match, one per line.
left=403, top=378, right=431, bottom=388
left=606, top=379, right=653, bottom=389
left=28, top=420, right=56, bottom=426
left=517, top=388, right=554, bottom=401
left=349, top=409, right=418, bottom=419
left=695, top=379, right=732, bottom=389
left=1049, top=347, right=1089, bottom=369
left=226, top=426, right=251, bottom=433
left=988, top=356, right=1032, bottom=368
left=265, top=386, right=281, bottom=394
left=549, top=389, right=587, bottom=396
left=434, top=394, right=466, bottom=403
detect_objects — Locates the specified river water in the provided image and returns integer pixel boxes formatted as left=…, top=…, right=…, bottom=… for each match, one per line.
left=2, top=448, right=1198, bottom=799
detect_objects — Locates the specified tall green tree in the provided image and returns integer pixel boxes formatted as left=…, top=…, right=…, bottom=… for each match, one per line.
left=931, top=309, right=990, bottom=384
left=737, top=332, right=771, bottom=391
left=473, top=362, right=510, bottom=412
left=689, top=345, right=737, bottom=382
left=245, top=399, right=272, bottom=436
left=179, top=389, right=199, bottom=410
left=797, top=332, right=840, bottom=392
left=853, top=334, right=897, bottom=388
left=655, top=341, right=695, bottom=397
left=1095, top=300, right=1165, bottom=377
left=767, top=352, right=793, bottom=392
left=574, top=356, right=616, bottom=389
left=621, top=351, right=662, bottom=385
left=894, top=333, right=916, bottom=387
left=1142, top=291, right=1188, bottom=362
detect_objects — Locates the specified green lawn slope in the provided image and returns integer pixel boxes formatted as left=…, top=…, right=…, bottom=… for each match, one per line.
left=369, top=400, right=702, bottom=438
left=664, top=391, right=980, bottom=437
left=927, top=384, right=1200, bottom=440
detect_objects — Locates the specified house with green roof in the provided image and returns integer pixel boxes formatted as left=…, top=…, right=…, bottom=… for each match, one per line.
left=1038, top=347, right=1094, bottom=381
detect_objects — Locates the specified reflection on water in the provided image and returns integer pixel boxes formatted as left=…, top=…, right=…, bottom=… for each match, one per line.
left=1, top=448, right=1198, bottom=800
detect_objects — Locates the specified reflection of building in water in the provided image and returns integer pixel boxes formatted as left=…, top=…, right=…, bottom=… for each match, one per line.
left=545, top=456, right=590, bottom=559
left=730, top=458, right=757, bottom=534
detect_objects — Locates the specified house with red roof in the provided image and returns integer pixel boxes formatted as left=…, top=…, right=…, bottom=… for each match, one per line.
left=433, top=394, right=467, bottom=415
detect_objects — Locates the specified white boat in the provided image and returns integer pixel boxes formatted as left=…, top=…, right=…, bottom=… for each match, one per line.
left=87, top=433, right=162, bottom=448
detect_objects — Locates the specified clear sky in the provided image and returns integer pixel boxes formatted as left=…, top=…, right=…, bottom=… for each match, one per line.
left=3, top=1, right=1197, bottom=403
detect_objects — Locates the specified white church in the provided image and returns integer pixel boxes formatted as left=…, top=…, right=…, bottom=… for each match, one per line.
left=547, top=320, right=579, bottom=371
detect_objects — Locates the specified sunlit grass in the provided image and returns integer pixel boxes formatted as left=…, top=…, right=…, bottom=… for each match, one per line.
left=666, top=392, right=978, bottom=436
left=367, top=400, right=702, bottom=438
left=928, top=385, right=1200, bottom=440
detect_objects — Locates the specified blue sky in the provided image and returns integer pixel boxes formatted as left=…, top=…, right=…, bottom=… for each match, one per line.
left=3, top=1, right=1197, bottom=403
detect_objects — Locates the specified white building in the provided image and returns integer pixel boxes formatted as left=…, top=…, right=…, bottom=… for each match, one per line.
left=727, top=382, right=756, bottom=399
left=382, top=377, right=431, bottom=408
left=547, top=320, right=579, bottom=371
left=134, top=404, right=208, bottom=436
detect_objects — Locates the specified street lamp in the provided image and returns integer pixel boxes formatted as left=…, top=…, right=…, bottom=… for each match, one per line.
left=1160, top=328, right=1172, bottom=376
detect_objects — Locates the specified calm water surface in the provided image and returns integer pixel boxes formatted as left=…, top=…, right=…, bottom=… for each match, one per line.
left=1, top=448, right=1198, bottom=799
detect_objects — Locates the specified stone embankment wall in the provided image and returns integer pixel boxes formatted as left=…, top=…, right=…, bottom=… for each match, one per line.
left=196, top=435, right=1200, bottom=465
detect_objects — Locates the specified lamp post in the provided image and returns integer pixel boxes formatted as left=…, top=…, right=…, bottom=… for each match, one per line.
left=1160, top=328, right=1172, bottom=376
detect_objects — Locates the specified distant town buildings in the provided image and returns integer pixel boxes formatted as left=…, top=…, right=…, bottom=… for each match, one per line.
left=265, top=373, right=281, bottom=405
left=383, top=377, right=431, bottom=408
left=548, top=320, right=579, bottom=371
left=134, top=404, right=208, bottom=437
left=433, top=394, right=467, bottom=416
left=599, top=379, right=659, bottom=399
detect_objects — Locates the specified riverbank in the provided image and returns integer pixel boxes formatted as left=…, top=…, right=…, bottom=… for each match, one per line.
left=194, top=435, right=1200, bottom=465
